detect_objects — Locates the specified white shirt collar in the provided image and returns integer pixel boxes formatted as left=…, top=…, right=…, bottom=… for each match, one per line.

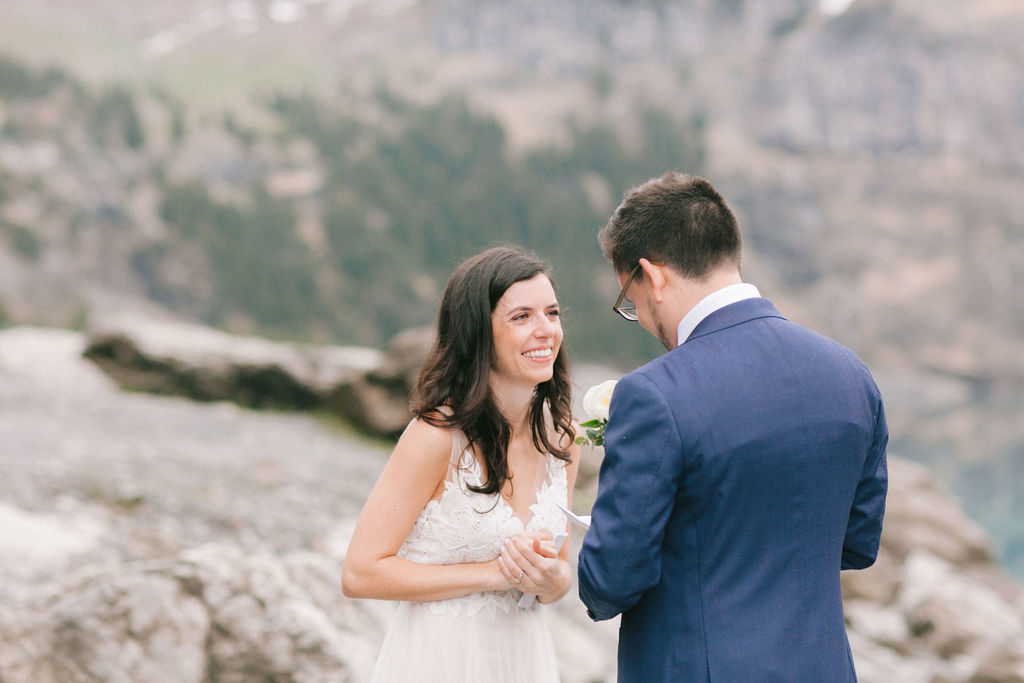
left=676, top=283, right=761, bottom=346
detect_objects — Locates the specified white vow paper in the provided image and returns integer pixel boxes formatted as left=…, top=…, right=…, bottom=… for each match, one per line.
left=516, top=495, right=592, bottom=608
left=542, top=491, right=591, bottom=529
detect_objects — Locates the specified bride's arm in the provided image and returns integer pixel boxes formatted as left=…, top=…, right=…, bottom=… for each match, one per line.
left=500, top=440, right=582, bottom=604
left=342, top=418, right=511, bottom=602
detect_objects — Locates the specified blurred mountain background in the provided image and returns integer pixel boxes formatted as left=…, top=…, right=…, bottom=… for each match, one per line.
left=0, top=0, right=1022, bottom=581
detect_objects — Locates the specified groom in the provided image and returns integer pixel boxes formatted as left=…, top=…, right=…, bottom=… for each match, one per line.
left=577, top=172, right=888, bottom=681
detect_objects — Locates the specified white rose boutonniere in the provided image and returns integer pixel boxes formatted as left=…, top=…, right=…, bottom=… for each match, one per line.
left=575, top=380, right=617, bottom=447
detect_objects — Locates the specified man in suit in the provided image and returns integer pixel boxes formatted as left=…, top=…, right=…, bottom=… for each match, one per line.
left=577, top=172, right=888, bottom=681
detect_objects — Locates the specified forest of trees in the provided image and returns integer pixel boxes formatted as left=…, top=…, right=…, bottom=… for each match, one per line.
left=151, top=85, right=705, bottom=362
left=2, top=52, right=710, bottom=366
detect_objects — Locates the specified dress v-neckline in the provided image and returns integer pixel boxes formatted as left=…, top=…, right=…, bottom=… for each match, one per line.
left=447, top=428, right=551, bottom=525
left=500, top=491, right=536, bottom=527
left=499, top=452, right=551, bottom=525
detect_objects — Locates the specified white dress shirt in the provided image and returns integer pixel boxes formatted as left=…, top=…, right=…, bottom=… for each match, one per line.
left=676, top=283, right=761, bottom=346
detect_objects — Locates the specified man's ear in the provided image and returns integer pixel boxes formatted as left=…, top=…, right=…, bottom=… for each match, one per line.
left=638, top=257, right=668, bottom=303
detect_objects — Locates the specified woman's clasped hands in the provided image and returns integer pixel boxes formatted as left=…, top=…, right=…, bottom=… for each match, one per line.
left=497, top=531, right=571, bottom=604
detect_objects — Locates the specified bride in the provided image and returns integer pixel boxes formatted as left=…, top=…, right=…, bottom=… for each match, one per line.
left=342, top=246, right=580, bottom=682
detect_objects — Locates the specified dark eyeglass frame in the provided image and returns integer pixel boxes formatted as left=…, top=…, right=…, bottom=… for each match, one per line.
left=612, top=263, right=643, bottom=321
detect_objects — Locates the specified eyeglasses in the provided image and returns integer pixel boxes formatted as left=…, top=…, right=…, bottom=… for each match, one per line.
left=612, top=263, right=642, bottom=321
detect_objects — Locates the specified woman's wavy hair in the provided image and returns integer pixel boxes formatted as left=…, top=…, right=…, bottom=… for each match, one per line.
left=412, top=246, right=574, bottom=496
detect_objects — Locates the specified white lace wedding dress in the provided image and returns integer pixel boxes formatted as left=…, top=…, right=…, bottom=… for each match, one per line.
left=370, top=426, right=569, bottom=682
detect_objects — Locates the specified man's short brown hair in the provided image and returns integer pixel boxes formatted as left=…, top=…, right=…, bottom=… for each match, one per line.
left=598, top=171, right=742, bottom=279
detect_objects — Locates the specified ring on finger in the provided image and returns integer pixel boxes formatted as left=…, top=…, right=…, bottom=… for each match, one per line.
left=514, top=568, right=525, bottom=583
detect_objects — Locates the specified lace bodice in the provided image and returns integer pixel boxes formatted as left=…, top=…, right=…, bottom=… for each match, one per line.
left=397, top=426, right=569, bottom=617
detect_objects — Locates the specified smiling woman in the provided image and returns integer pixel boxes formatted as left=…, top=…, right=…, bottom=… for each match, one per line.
left=489, top=273, right=563, bottom=395
left=341, top=246, right=580, bottom=683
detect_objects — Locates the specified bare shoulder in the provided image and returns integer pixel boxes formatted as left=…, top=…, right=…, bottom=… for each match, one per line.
left=392, top=414, right=454, bottom=467
left=567, top=439, right=581, bottom=462
left=544, top=421, right=580, bottom=477
left=564, top=439, right=581, bottom=472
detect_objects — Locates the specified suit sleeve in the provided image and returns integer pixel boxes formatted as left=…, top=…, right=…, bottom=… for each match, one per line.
left=578, top=371, right=685, bottom=621
left=841, top=394, right=888, bottom=570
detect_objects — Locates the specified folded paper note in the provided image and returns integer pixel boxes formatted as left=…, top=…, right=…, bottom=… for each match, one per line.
left=516, top=495, right=592, bottom=608
left=542, top=491, right=591, bottom=529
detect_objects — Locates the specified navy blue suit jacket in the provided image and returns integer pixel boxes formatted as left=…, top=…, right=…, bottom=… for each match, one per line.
left=578, top=298, right=887, bottom=682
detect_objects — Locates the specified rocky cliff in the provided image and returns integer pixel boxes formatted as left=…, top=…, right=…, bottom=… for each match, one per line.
left=1, top=323, right=1023, bottom=681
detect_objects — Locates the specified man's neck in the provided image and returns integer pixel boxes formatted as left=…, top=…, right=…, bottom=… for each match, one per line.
left=675, top=281, right=761, bottom=346
left=660, top=267, right=744, bottom=346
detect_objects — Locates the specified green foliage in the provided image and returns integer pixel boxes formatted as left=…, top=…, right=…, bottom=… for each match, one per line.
left=639, top=107, right=706, bottom=177
left=2, top=222, right=42, bottom=260
left=772, top=8, right=807, bottom=38
left=159, top=182, right=212, bottom=240
left=159, top=182, right=324, bottom=335
left=0, top=54, right=71, bottom=99
left=170, top=105, right=186, bottom=143
left=223, top=112, right=256, bottom=148
left=0, top=58, right=700, bottom=360
left=90, top=86, right=145, bottom=149
left=269, top=88, right=701, bottom=362
left=269, top=91, right=362, bottom=159
left=575, top=418, right=607, bottom=447
left=151, top=87, right=187, bottom=143
left=590, top=65, right=614, bottom=101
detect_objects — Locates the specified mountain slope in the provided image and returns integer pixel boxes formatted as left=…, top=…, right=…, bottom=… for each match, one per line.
left=1, top=0, right=1023, bottom=574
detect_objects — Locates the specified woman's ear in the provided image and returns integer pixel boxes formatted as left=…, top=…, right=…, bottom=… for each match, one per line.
left=638, top=257, right=668, bottom=303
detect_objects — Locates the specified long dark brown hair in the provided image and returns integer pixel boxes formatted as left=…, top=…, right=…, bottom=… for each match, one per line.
left=412, top=246, right=574, bottom=496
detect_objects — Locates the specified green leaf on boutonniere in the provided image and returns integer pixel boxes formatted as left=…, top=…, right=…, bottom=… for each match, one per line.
left=575, top=418, right=608, bottom=447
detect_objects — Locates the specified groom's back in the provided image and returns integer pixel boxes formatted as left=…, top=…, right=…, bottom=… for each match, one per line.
left=622, top=300, right=885, bottom=681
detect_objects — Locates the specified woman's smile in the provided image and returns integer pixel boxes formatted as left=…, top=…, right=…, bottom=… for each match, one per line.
left=490, top=274, right=563, bottom=388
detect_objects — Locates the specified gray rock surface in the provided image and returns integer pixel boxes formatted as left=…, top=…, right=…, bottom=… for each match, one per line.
left=841, top=458, right=1024, bottom=681
left=0, top=325, right=618, bottom=683
left=81, top=312, right=428, bottom=437
left=324, top=326, right=434, bottom=438
left=0, top=544, right=389, bottom=683
left=2, top=324, right=1022, bottom=682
